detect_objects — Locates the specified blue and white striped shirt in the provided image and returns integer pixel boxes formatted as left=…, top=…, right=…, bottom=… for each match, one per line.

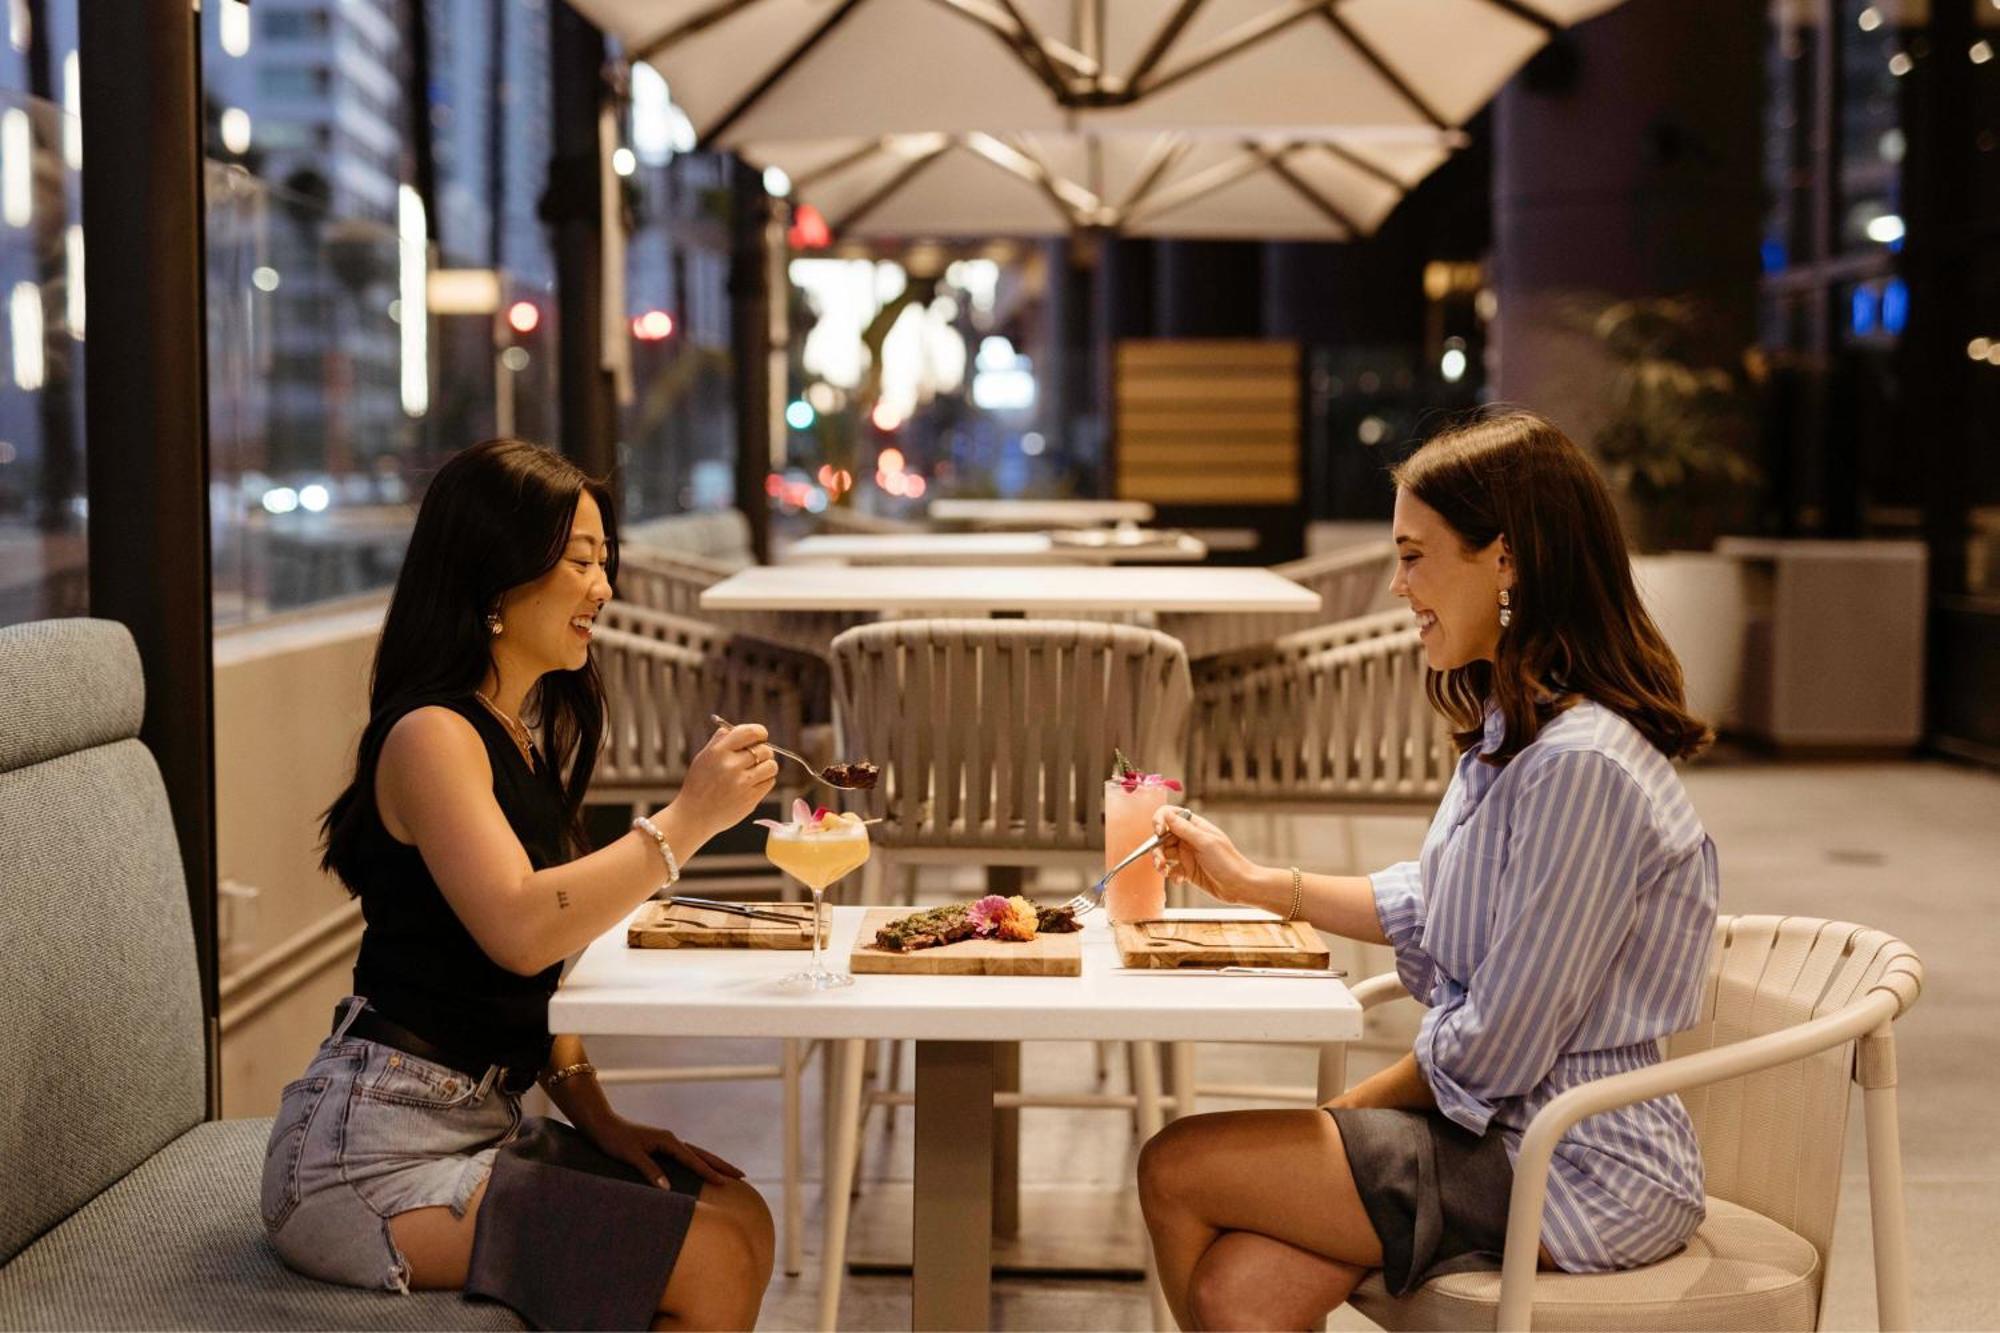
left=1370, top=698, right=1717, bottom=1272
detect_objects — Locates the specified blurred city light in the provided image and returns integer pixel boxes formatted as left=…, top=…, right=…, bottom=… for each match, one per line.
left=630, top=63, right=677, bottom=165
left=9, top=281, right=42, bottom=390
left=785, top=400, right=816, bottom=430
left=1440, top=337, right=1468, bottom=383
left=397, top=184, right=429, bottom=418
left=2, top=109, right=29, bottom=227
left=252, top=266, right=280, bottom=292
left=1021, top=432, right=1046, bottom=456
left=879, top=447, right=906, bottom=474
left=788, top=205, right=831, bottom=250
left=219, top=0, right=251, bottom=56
left=763, top=166, right=792, bottom=197
left=220, top=107, right=252, bottom=154
left=64, top=224, right=82, bottom=338
left=261, top=487, right=299, bottom=515
left=298, top=484, right=331, bottom=513
left=1865, top=213, right=1906, bottom=244
left=507, top=300, right=541, bottom=334
left=62, top=51, right=78, bottom=168
left=611, top=146, right=637, bottom=177
left=427, top=268, right=502, bottom=314
left=632, top=309, right=674, bottom=341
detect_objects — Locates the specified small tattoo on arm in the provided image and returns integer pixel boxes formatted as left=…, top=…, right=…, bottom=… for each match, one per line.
left=556, top=889, right=571, bottom=910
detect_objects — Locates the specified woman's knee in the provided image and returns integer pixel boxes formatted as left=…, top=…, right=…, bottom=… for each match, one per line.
left=708, top=1178, right=775, bottom=1272
left=658, top=1208, right=764, bottom=1323
left=1137, top=1115, right=1210, bottom=1210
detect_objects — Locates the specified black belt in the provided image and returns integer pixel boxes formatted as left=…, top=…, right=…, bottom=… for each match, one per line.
left=335, top=1005, right=542, bottom=1096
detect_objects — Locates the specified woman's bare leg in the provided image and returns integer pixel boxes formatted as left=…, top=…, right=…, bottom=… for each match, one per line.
left=1137, top=1109, right=1383, bottom=1330
left=387, top=1176, right=776, bottom=1331
left=1187, top=1231, right=1369, bottom=1331
left=389, top=1179, right=488, bottom=1290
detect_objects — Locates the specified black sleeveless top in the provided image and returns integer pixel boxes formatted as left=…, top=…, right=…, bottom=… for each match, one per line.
left=350, top=695, right=566, bottom=1072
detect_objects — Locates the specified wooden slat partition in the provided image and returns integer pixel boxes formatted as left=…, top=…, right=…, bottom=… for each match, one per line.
left=1115, top=339, right=1300, bottom=506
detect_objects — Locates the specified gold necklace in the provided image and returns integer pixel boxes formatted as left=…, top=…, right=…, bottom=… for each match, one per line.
left=474, top=690, right=538, bottom=768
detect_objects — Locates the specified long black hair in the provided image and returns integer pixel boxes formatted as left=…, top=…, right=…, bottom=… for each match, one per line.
left=321, top=439, right=621, bottom=890
left=1392, top=410, right=1711, bottom=766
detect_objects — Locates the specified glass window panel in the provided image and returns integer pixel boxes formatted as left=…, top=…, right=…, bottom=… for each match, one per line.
left=1837, top=0, right=1910, bottom=255
left=0, top=88, right=86, bottom=627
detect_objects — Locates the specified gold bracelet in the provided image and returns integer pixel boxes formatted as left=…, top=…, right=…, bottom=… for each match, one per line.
left=1286, top=866, right=1304, bottom=921
left=544, top=1060, right=596, bottom=1089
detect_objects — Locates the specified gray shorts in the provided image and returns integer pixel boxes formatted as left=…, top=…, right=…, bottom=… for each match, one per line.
left=260, top=997, right=524, bottom=1292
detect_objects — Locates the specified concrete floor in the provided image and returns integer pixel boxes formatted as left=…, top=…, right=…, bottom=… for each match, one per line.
left=588, top=753, right=2000, bottom=1331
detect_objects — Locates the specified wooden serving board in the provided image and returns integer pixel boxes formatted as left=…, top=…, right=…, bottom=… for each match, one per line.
left=1114, top=917, right=1329, bottom=969
left=627, top=900, right=826, bottom=950
left=847, top=906, right=1083, bottom=976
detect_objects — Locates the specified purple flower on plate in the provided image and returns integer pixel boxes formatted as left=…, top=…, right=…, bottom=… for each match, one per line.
left=966, top=894, right=1012, bottom=937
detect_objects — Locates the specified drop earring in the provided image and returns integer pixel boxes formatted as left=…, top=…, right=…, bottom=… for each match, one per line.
left=486, top=611, right=504, bottom=636
left=1498, top=588, right=1513, bottom=629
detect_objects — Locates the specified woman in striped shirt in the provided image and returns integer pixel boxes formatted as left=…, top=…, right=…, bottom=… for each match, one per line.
left=1141, top=410, right=1718, bottom=1330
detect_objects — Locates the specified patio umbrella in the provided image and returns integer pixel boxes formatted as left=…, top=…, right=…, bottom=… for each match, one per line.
left=743, top=127, right=1456, bottom=241
left=568, top=0, right=1626, bottom=145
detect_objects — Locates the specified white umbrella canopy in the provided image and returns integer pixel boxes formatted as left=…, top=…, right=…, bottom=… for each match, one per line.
left=569, top=0, right=1628, bottom=145
left=748, top=128, right=1455, bottom=241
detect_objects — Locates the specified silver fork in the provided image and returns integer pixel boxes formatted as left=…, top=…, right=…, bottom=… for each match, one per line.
left=708, top=713, right=874, bottom=792
left=1062, top=832, right=1165, bottom=916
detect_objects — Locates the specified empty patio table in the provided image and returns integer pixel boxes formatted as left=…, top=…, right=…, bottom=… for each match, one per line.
left=927, top=498, right=1155, bottom=529
left=550, top=905, right=1363, bottom=1331
left=784, top=530, right=1208, bottom=565
left=698, top=563, right=1320, bottom=617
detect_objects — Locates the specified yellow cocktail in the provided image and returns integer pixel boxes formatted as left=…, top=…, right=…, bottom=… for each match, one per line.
left=763, top=808, right=871, bottom=989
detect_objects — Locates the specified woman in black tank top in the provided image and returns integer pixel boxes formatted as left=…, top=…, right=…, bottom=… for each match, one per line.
left=263, top=440, right=782, bottom=1330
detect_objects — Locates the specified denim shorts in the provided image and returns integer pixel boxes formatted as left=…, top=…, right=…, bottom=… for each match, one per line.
left=260, top=996, right=525, bottom=1292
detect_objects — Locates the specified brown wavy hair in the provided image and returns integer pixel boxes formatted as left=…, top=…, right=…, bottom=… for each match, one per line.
left=1391, top=410, right=1712, bottom=765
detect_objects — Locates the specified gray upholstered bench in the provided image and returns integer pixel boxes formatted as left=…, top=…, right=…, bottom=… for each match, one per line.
left=0, top=619, right=518, bottom=1330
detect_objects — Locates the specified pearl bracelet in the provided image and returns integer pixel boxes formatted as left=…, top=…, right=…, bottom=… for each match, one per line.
left=1286, top=865, right=1304, bottom=922
left=631, top=815, right=680, bottom=887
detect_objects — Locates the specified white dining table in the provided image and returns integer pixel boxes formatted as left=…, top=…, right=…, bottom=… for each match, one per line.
left=927, top=498, right=1156, bottom=529
left=698, top=563, right=1320, bottom=616
left=783, top=530, right=1208, bottom=566
left=551, top=905, right=1362, bottom=1331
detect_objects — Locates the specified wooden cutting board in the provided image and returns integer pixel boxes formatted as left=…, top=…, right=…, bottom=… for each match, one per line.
left=1114, top=917, right=1329, bottom=969
left=627, top=900, right=826, bottom=950
left=847, top=906, right=1083, bottom=976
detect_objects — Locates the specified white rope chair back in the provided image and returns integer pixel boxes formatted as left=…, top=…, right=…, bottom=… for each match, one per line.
left=593, top=606, right=826, bottom=798
left=1192, top=619, right=1454, bottom=809
left=1669, top=914, right=1922, bottom=1261
left=830, top=619, right=1191, bottom=855
left=1163, top=540, right=1398, bottom=660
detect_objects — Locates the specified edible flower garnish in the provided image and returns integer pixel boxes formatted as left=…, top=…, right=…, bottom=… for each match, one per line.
left=966, top=894, right=1012, bottom=937
left=1109, top=747, right=1183, bottom=794
left=997, top=895, right=1039, bottom=942
left=755, top=798, right=843, bottom=833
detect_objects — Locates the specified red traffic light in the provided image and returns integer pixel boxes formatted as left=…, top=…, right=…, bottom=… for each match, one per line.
left=506, top=301, right=540, bottom=334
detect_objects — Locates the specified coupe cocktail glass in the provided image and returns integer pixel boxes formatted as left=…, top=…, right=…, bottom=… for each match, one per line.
left=764, top=811, right=872, bottom=989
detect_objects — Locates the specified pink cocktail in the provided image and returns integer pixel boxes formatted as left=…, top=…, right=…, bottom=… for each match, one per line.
left=1103, top=774, right=1178, bottom=922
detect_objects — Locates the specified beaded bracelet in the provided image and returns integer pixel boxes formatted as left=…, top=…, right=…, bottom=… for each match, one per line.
left=631, top=815, right=680, bottom=887
left=544, top=1061, right=596, bottom=1089
left=1286, top=865, right=1304, bottom=922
